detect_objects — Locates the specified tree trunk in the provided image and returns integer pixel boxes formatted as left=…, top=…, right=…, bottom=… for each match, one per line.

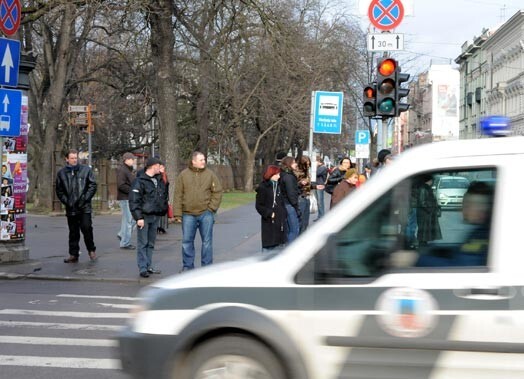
left=34, top=3, right=75, bottom=209
left=148, top=0, right=180, bottom=201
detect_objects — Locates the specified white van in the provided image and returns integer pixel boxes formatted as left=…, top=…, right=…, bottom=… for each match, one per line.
left=119, top=136, right=524, bottom=379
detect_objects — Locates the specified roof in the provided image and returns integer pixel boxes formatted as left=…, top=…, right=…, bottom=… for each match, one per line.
left=401, top=136, right=524, bottom=161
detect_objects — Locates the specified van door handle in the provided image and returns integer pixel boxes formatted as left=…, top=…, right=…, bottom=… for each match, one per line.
left=454, top=287, right=514, bottom=299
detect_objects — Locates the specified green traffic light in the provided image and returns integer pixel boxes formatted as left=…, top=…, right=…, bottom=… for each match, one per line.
left=378, top=99, right=394, bottom=113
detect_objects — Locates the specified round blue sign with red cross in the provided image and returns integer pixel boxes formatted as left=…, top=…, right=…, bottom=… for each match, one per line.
left=0, top=0, right=21, bottom=37
left=368, top=0, right=404, bottom=31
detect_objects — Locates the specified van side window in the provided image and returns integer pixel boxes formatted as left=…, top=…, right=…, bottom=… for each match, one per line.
left=303, top=168, right=497, bottom=284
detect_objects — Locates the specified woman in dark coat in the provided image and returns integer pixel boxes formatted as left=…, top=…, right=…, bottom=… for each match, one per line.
left=415, top=174, right=442, bottom=246
left=279, top=156, right=300, bottom=243
left=255, top=165, right=287, bottom=251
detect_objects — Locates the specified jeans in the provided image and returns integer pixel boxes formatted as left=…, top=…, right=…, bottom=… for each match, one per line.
left=298, top=196, right=310, bottom=234
left=284, top=203, right=300, bottom=243
left=67, top=213, right=96, bottom=257
left=136, top=215, right=158, bottom=273
left=314, top=189, right=325, bottom=219
left=405, top=208, right=417, bottom=247
left=182, top=211, right=215, bottom=269
left=119, top=200, right=135, bottom=247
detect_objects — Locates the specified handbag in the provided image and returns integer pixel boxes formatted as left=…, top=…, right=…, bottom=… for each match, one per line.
left=309, top=194, right=318, bottom=214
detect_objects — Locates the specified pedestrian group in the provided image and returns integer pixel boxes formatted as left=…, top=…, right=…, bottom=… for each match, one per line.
left=56, top=150, right=223, bottom=278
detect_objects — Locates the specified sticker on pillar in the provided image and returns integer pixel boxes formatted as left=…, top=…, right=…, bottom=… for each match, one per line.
left=375, top=287, right=438, bottom=338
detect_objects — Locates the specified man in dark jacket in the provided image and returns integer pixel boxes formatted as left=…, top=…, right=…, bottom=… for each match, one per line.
left=129, top=157, right=168, bottom=278
left=56, top=149, right=97, bottom=263
left=116, top=152, right=136, bottom=249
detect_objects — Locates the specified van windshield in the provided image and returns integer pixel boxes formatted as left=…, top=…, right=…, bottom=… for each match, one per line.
left=440, top=179, right=469, bottom=189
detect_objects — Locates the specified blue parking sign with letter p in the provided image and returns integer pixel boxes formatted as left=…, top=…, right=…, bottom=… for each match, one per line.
left=355, top=130, right=370, bottom=145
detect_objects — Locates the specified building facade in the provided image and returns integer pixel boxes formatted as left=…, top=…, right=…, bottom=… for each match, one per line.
left=455, top=29, right=492, bottom=139
left=406, top=65, right=460, bottom=146
left=456, top=10, right=524, bottom=137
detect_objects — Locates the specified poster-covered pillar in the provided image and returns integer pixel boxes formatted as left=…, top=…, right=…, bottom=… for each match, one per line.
left=0, top=54, right=36, bottom=263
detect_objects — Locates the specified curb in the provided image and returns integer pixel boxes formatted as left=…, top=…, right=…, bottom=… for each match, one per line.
left=0, top=271, right=157, bottom=283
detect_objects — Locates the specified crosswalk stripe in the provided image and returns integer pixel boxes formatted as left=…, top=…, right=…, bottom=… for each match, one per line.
left=0, top=309, right=130, bottom=318
left=0, top=320, right=121, bottom=331
left=0, top=355, right=121, bottom=369
left=96, top=303, right=134, bottom=309
left=0, top=335, right=117, bottom=347
left=57, top=294, right=137, bottom=301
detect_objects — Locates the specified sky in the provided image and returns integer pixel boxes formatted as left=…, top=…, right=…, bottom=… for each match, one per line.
left=346, top=0, right=523, bottom=73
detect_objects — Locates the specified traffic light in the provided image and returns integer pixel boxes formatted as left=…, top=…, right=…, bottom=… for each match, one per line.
left=363, top=83, right=376, bottom=117
left=376, top=58, right=396, bottom=117
left=395, top=68, right=410, bottom=116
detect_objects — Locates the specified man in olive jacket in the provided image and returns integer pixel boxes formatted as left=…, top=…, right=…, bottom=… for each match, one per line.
left=173, top=151, right=223, bottom=271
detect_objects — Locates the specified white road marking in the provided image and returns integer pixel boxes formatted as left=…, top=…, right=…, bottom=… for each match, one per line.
left=0, top=335, right=117, bottom=347
left=57, top=294, right=137, bottom=301
left=96, top=303, right=134, bottom=309
left=0, top=309, right=130, bottom=318
left=0, top=355, right=121, bottom=369
left=0, top=320, right=121, bottom=331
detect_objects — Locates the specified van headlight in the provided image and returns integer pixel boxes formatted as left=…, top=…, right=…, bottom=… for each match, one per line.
left=439, top=193, right=448, bottom=200
left=127, top=286, right=160, bottom=323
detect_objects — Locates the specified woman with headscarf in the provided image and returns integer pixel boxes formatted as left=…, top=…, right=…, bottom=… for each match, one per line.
left=330, top=168, right=359, bottom=208
left=255, top=165, right=287, bottom=251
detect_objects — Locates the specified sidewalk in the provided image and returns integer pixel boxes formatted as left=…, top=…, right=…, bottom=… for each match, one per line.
left=0, top=203, right=263, bottom=283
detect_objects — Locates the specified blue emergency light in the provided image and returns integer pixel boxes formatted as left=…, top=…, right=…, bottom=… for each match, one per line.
left=480, top=116, right=510, bottom=137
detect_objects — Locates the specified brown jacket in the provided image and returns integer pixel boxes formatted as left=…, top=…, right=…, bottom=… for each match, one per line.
left=330, top=181, right=356, bottom=208
left=173, top=163, right=223, bottom=217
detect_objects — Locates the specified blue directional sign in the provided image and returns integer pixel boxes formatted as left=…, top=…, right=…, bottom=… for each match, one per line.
left=313, top=91, right=343, bottom=134
left=355, top=130, right=371, bottom=144
left=0, top=37, right=19, bottom=87
left=0, top=88, right=21, bottom=137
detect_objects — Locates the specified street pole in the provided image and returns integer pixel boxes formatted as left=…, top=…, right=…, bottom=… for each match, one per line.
left=87, top=104, right=92, bottom=167
left=308, top=91, right=315, bottom=179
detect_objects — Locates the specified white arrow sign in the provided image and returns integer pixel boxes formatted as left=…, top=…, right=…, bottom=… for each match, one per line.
left=3, top=94, right=9, bottom=113
left=1, top=44, right=13, bottom=84
left=367, top=33, right=404, bottom=51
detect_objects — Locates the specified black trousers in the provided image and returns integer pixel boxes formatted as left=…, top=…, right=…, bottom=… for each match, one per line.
left=67, top=213, right=96, bottom=257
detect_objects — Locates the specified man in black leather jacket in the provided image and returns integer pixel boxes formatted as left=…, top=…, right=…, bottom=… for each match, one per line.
left=55, top=149, right=97, bottom=263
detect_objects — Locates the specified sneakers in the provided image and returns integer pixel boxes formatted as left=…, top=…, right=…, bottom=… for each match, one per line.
left=147, top=267, right=161, bottom=274
left=63, top=255, right=79, bottom=263
left=178, top=267, right=191, bottom=273
left=139, top=271, right=150, bottom=278
left=120, top=244, right=136, bottom=250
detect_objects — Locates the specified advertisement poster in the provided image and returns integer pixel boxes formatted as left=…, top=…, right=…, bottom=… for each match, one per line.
left=0, top=96, right=28, bottom=241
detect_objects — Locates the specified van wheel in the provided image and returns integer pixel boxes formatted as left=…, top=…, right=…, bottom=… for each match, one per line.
left=184, top=335, right=286, bottom=379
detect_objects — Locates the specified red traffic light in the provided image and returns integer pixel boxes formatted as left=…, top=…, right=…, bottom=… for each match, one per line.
left=378, top=59, right=396, bottom=76
left=364, top=86, right=375, bottom=99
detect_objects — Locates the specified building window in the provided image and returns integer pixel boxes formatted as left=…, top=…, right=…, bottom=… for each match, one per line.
left=467, top=92, right=473, bottom=106
left=475, top=87, right=482, bottom=103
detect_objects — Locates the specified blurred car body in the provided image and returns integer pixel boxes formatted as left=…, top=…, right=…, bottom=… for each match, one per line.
left=119, top=137, right=524, bottom=379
